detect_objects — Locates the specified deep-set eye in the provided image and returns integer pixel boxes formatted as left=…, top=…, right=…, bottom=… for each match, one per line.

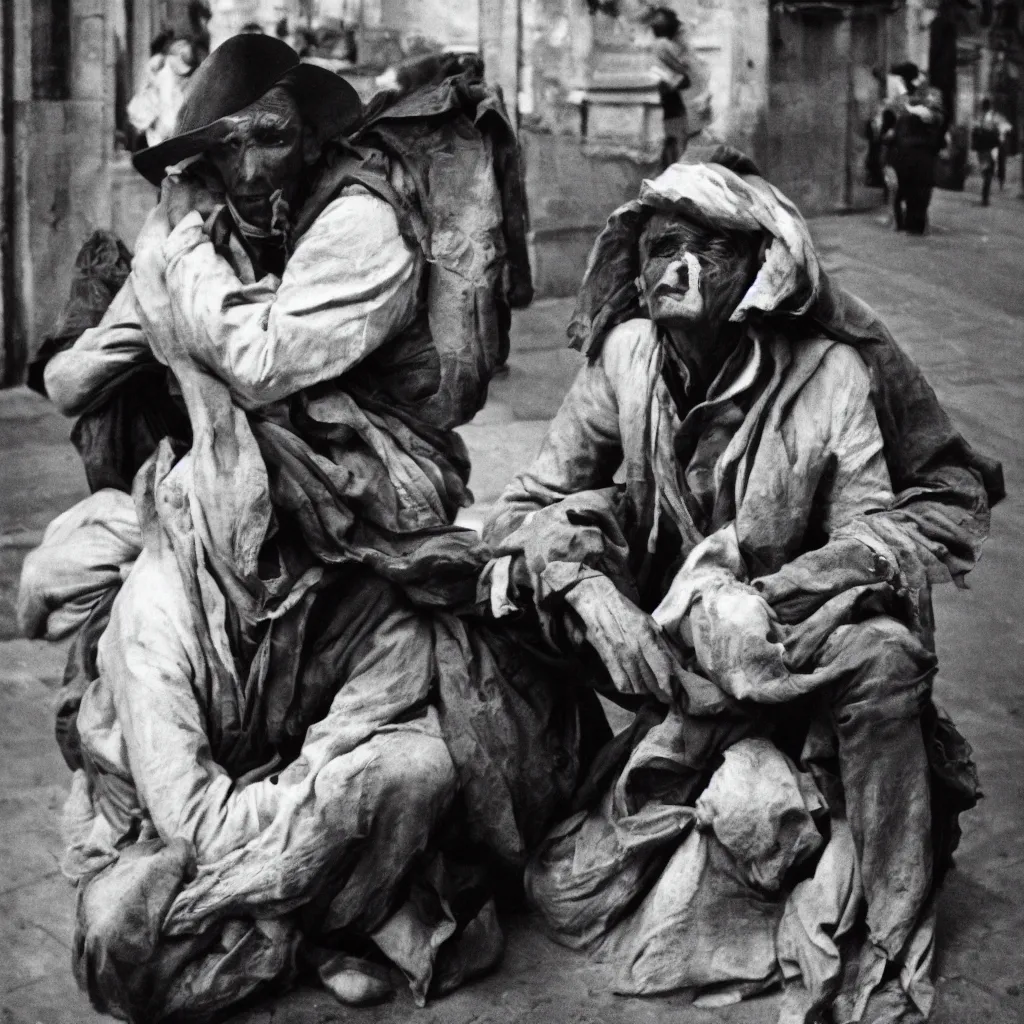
left=206, top=143, right=232, bottom=164
left=651, top=239, right=682, bottom=258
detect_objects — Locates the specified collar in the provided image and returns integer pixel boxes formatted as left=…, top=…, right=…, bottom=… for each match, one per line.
left=704, top=329, right=763, bottom=406
left=662, top=326, right=763, bottom=411
left=225, top=189, right=293, bottom=252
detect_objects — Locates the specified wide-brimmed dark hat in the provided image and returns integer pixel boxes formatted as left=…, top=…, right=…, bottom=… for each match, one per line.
left=133, top=34, right=361, bottom=185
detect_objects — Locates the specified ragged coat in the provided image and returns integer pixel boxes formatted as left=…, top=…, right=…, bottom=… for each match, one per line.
left=24, top=67, right=583, bottom=1023
left=482, top=158, right=1000, bottom=1022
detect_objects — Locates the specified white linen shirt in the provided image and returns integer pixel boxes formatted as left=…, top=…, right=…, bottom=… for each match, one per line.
left=46, top=187, right=421, bottom=415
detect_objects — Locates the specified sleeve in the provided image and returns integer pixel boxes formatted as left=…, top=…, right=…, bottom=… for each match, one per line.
left=160, top=191, right=420, bottom=407
left=44, top=277, right=156, bottom=418
left=819, top=344, right=894, bottom=534
left=751, top=346, right=903, bottom=626
left=652, top=39, right=690, bottom=90
left=482, top=354, right=624, bottom=546
left=102, top=548, right=275, bottom=862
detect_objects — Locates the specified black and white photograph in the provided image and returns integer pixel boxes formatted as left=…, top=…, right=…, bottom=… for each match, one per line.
left=0, top=1, right=1019, bottom=1022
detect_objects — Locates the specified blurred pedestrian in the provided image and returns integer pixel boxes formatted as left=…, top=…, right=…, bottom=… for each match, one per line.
left=864, top=70, right=889, bottom=193
left=867, top=104, right=897, bottom=199
left=885, top=62, right=944, bottom=234
left=972, top=98, right=1001, bottom=206
left=994, top=108, right=1013, bottom=191
left=646, top=6, right=691, bottom=169
left=127, top=34, right=199, bottom=149
left=187, top=1, right=212, bottom=64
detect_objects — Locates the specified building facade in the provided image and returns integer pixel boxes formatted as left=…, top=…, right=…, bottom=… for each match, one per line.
left=3, top=0, right=120, bottom=384
left=482, top=0, right=909, bottom=295
left=5, top=0, right=1019, bottom=380
left=0, top=0, right=480, bottom=384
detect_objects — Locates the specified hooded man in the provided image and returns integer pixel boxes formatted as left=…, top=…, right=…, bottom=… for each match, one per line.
left=481, top=152, right=1001, bottom=1022
left=24, top=35, right=581, bottom=1022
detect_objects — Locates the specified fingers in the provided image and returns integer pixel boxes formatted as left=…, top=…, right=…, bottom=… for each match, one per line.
left=575, top=585, right=684, bottom=704
left=639, top=628, right=687, bottom=704
left=587, top=626, right=644, bottom=696
left=161, top=173, right=218, bottom=229
left=599, top=616, right=679, bottom=704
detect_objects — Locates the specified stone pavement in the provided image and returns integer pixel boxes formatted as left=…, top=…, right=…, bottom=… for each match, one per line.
left=1, top=177, right=1022, bottom=1023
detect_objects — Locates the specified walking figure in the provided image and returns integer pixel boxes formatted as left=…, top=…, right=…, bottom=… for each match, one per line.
left=647, top=7, right=692, bottom=169
left=972, top=99, right=1001, bottom=206
left=885, top=63, right=944, bottom=234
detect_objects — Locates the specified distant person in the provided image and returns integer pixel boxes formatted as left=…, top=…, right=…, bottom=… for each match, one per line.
left=239, top=20, right=266, bottom=34
left=885, top=62, right=944, bottom=234
left=187, top=0, right=212, bottom=64
left=646, top=7, right=691, bottom=169
left=972, top=98, right=1001, bottom=206
left=865, top=70, right=896, bottom=199
left=994, top=107, right=1013, bottom=191
left=127, top=34, right=198, bottom=149
left=866, top=105, right=896, bottom=198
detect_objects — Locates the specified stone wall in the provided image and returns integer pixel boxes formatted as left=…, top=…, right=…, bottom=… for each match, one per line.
left=521, top=130, right=658, bottom=298
left=8, top=0, right=114, bottom=377
left=764, top=6, right=898, bottom=216
left=507, top=0, right=774, bottom=297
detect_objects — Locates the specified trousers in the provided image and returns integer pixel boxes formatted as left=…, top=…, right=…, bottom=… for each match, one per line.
left=892, top=149, right=936, bottom=234
left=817, top=616, right=936, bottom=959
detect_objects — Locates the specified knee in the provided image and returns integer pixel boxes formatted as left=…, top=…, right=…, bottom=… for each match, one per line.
left=826, top=617, right=935, bottom=720
left=371, top=733, right=457, bottom=818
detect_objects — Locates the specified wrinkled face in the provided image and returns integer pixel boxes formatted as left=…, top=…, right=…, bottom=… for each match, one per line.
left=206, top=86, right=307, bottom=230
left=639, top=213, right=759, bottom=334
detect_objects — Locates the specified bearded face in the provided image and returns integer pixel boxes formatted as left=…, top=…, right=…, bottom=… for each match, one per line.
left=205, top=86, right=309, bottom=231
left=639, top=213, right=760, bottom=337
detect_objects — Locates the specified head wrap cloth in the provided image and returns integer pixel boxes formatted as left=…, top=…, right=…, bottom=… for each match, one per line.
left=567, top=146, right=1005, bottom=525
left=568, top=147, right=823, bottom=357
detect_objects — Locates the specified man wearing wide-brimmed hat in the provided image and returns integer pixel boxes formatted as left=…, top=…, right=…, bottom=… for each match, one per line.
left=28, top=33, right=572, bottom=1023
left=48, top=31, right=408, bottom=414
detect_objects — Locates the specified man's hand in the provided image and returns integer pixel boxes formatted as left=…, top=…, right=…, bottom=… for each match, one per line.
left=564, top=574, right=685, bottom=704
left=752, top=534, right=898, bottom=624
left=132, top=202, right=172, bottom=256
left=160, top=172, right=222, bottom=229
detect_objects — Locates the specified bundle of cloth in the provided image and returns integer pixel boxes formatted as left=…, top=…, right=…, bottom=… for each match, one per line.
left=482, top=152, right=1000, bottom=1023
left=19, top=44, right=597, bottom=1022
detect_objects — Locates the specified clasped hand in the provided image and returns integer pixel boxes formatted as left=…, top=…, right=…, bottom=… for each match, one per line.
left=565, top=574, right=687, bottom=704
left=132, top=170, right=225, bottom=261
left=161, top=170, right=224, bottom=228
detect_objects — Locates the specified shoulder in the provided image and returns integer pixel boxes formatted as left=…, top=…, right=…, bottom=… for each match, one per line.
left=786, top=338, right=873, bottom=414
left=290, top=186, right=413, bottom=276
left=296, top=186, right=403, bottom=253
left=777, top=339, right=879, bottom=455
left=597, top=318, right=659, bottom=385
left=814, top=340, right=870, bottom=379
left=305, top=186, right=404, bottom=244
left=817, top=341, right=872, bottom=396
